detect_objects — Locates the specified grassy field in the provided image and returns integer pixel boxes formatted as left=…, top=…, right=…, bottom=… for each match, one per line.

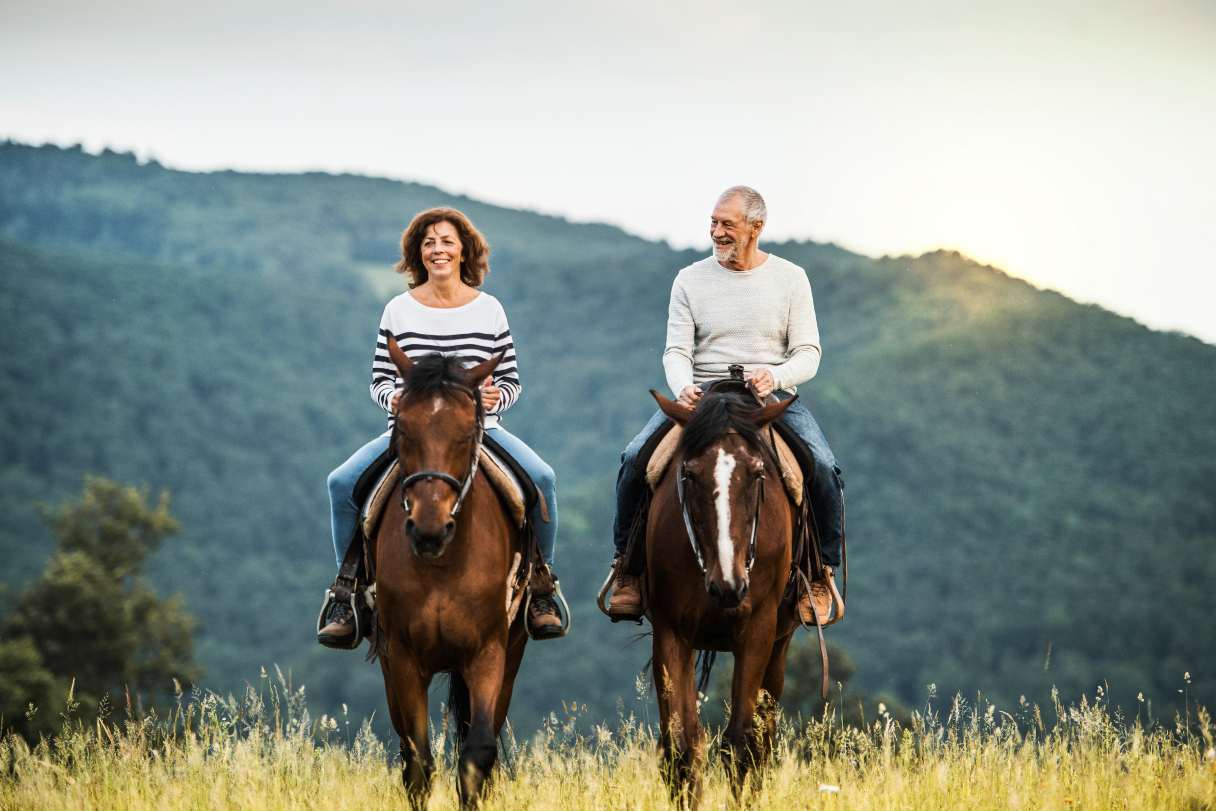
left=2, top=674, right=1213, bottom=810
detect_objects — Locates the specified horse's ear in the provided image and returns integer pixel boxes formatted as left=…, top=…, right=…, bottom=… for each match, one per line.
left=651, top=389, right=694, bottom=426
left=751, top=395, right=797, bottom=428
left=464, top=352, right=503, bottom=387
left=386, top=333, right=414, bottom=378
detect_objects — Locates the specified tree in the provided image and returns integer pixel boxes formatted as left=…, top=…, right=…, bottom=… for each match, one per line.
left=0, top=476, right=201, bottom=738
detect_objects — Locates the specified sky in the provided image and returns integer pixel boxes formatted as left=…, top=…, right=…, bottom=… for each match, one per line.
left=3, top=0, right=1214, bottom=342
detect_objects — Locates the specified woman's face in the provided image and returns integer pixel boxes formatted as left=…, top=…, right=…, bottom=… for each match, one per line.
left=420, top=220, right=464, bottom=282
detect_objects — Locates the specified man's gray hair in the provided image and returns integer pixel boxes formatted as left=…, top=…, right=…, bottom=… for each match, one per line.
left=719, top=185, right=767, bottom=224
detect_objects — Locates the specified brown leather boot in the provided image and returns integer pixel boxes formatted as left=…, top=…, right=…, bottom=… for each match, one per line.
left=608, top=569, right=644, bottom=620
left=797, top=566, right=844, bottom=627
left=317, top=601, right=358, bottom=649
left=526, top=566, right=566, bottom=640
left=527, top=594, right=564, bottom=639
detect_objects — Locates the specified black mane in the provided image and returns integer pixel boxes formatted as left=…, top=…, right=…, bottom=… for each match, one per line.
left=679, top=383, right=767, bottom=459
left=402, top=353, right=474, bottom=396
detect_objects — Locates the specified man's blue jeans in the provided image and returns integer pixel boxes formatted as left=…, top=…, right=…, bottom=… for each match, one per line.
left=611, top=391, right=844, bottom=566
left=327, top=426, right=558, bottom=567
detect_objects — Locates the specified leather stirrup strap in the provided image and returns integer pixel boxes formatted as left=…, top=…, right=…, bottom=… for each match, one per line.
left=332, top=526, right=363, bottom=599
left=797, top=569, right=832, bottom=702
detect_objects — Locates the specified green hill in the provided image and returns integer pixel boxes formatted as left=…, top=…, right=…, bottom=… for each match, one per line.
left=1, top=141, right=1212, bottom=728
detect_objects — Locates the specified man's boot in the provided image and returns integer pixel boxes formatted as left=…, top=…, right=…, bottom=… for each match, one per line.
left=607, top=558, right=644, bottom=621
left=797, top=565, right=844, bottom=627
left=527, top=566, right=566, bottom=640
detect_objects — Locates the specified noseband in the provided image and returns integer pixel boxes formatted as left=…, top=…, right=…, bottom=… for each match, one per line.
left=675, top=457, right=766, bottom=576
left=395, top=382, right=485, bottom=521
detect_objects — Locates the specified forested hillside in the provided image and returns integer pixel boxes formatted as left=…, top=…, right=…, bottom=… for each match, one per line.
left=1, top=141, right=1212, bottom=730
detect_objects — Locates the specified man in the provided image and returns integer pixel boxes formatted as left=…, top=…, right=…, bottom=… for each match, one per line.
left=607, top=185, right=845, bottom=624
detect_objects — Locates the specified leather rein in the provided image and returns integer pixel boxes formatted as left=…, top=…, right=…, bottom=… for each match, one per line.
left=394, top=382, right=485, bottom=521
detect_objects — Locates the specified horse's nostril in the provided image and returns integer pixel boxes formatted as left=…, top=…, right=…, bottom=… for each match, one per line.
left=405, top=518, right=416, bottom=533
left=737, top=583, right=749, bottom=601
left=444, top=520, right=455, bottom=533
left=707, top=581, right=721, bottom=599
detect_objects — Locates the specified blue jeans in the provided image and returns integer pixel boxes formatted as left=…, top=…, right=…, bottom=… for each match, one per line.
left=486, top=426, right=558, bottom=566
left=611, top=390, right=844, bottom=566
left=327, top=434, right=390, bottom=567
left=327, top=427, right=558, bottom=568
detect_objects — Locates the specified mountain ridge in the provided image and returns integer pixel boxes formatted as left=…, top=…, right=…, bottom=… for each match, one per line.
left=1, top=140, right=1211, bottom=730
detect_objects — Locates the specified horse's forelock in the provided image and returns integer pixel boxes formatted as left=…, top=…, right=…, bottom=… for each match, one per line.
left=400, top=353, right=472, bottom=397
left=679, top=388, right=767, bottom=461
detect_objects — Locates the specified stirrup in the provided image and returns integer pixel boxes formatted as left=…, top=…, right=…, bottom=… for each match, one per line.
left=794, top=569, right=844, bottom=628
left=597, top=558, right=645, bottom=624
left=316, top=586, right=371, bottom=650
left=524, top=577, right=571, bottom=640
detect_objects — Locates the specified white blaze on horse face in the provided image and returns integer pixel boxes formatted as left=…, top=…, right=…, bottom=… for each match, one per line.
left=713, top=448, right=739, bottom=588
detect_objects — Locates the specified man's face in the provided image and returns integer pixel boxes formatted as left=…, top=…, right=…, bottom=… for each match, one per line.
left=710, top=195, right=755, bottom=265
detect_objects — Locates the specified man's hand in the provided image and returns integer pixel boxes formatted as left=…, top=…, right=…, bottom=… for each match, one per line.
left=747, top=368, right=776, bottom=401
left=677, top=385, right=703, bottom=408
left=480, top=377, right=502, bottom=412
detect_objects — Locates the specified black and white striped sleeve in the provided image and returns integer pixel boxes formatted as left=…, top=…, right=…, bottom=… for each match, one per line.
left=369, top=307, right=399, bottom=414
left=489, top=302, right=521, bottom=414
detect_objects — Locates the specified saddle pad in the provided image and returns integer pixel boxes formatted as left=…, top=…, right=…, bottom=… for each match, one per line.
left=361, top=448, right=527, bottom=538
left=645, top=425, right=804, bottom=505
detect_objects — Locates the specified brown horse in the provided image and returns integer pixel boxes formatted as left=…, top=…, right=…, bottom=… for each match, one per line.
left=647, top=384, right=802, bottom=806
left=372, top=338, right=530, bottom=809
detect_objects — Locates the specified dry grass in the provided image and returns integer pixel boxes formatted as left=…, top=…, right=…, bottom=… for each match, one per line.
left=2, top=673, right=1213, bottom=810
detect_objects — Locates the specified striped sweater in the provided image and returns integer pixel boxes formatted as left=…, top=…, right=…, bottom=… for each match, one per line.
left=371, top=291, right=521, bottom=430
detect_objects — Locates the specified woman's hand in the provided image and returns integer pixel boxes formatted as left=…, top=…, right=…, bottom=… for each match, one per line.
left=391, top=391, right=402, bottom=412
left=480, top=377, right=502, bottom=412
left=747, top=368, right=776, bottom=401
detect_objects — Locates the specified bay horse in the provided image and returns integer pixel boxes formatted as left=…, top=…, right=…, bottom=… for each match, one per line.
left=372, top=338, right=529, bottom=809
left=647, top=383, right=802, bottom=806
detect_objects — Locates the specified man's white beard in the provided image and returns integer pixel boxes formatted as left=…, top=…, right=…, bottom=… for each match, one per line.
left=713, top=241, right=738, bottom=264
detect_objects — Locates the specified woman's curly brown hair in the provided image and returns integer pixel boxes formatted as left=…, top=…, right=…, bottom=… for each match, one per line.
left=394, top=207, right=491, bottom=288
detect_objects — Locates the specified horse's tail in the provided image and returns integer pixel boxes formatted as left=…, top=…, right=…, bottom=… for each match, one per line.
left=446, top=671, right=472, bottom=750
left=695, top=650, right=717, bottom=695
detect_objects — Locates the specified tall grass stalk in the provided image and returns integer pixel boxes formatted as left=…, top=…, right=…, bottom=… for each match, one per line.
left=2, top=674, right=1213, bottom=810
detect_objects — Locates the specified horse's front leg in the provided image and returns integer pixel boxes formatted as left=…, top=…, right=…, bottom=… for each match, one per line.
left=492, top=621, right=528, bottom=734
left=757, top=632, right=794, bottom=764
left=723, top=622, right=777, bottom=797
left=381, top=650, right=434, bottom=811
left=457, top=641, right=507, bottom=808
left=653, top=623, right=703, bottom=810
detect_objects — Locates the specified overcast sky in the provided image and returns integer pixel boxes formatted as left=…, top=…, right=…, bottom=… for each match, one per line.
left=3, top=0, right=1214, bottom=341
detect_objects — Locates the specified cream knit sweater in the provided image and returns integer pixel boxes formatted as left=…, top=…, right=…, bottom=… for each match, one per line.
left=662, top=253, right=822, bottom=395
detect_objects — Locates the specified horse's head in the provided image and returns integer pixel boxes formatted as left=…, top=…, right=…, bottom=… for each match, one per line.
left=386, top=336, right=501, bottom=560
left=653, top=386, right=795, bottom=610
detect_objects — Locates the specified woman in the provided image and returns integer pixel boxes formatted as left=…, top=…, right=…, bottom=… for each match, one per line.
left=317, top=207, right=562, bottom=647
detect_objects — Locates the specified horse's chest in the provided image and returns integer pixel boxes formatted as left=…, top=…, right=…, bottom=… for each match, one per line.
left=661, top=602, right=750, bottom=650
left=383, top=582, right=506, bottom=660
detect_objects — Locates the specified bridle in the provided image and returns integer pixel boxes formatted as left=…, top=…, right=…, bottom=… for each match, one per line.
left=395, top=382, right=485, bottom=521
left=675, top=449, right=767, bottom=576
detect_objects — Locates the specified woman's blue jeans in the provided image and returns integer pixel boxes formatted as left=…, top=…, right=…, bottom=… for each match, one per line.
left=611, top=391, right=844, bottom=566
left=327, top=427, right=558, bottom=567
